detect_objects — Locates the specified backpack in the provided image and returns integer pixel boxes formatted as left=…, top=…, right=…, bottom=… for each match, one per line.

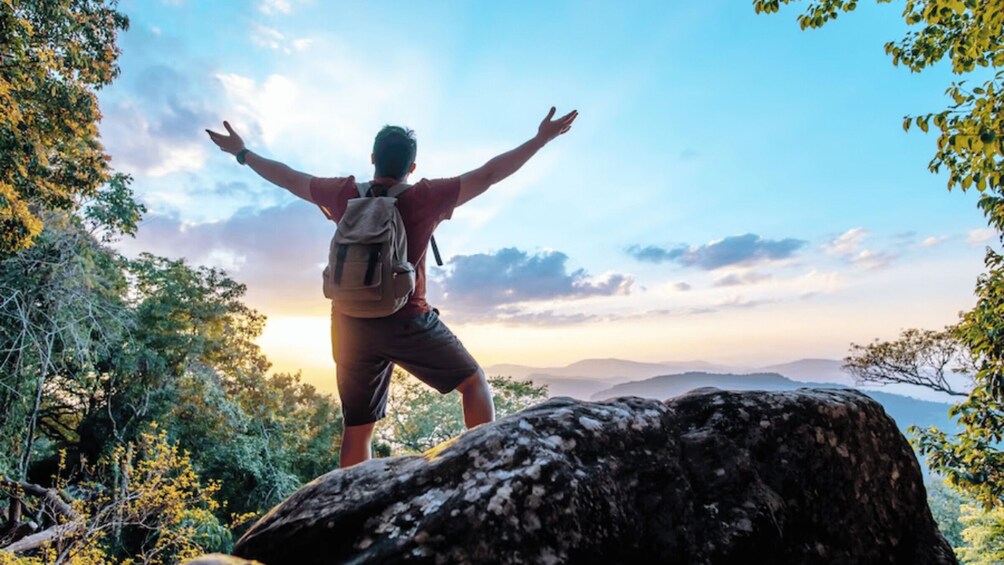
left=322, top=182, right=416, bottom=318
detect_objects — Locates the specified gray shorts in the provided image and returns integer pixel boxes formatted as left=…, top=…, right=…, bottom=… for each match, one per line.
left=332, top=310, right=480, bottom=426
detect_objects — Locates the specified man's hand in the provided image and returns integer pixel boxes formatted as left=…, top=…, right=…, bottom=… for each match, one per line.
left=205, top=120, right=314, bottom=202
left=205, top=121, right=245, bottom=155
left=536, top=107, right=578, bottom=145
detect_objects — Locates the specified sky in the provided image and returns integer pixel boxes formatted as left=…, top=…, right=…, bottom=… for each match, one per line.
left=100, top=0, right=996, bottom=394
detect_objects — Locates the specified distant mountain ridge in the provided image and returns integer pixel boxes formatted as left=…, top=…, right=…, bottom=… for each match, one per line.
left=590, top=371, right=810, bottom=401
left=487, top=357, right=852, bottom=383
left=485, top=357, right=855, bottom=400
left=488, top=358, right=739, bottom=381
left=585, top=370, right=956, bottom=441
left=487, top=358, right=955, bottom=434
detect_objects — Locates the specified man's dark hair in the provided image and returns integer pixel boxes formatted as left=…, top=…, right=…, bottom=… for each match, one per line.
left=373, top=125, right=417, bottom=181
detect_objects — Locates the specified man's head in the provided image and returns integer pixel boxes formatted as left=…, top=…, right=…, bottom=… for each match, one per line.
left=372, top=125, right=417, bottom=181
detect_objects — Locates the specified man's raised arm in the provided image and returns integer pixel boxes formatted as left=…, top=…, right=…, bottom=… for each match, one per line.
left=206, top=121, right=315, bottom=203
left=457, top=107, right=578, bottom=207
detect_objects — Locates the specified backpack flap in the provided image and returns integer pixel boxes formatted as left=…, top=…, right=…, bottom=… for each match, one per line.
left=336, top=198, right=399, bottom=243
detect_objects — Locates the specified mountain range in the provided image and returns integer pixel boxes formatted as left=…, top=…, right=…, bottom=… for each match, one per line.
left=485, top=358, right=956, bottom=439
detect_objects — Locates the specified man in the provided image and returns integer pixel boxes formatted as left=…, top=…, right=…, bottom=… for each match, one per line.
left=206, top=106, right=578, bottom=467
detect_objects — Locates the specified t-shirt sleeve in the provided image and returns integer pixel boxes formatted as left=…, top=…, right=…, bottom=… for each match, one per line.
left=309, top=176, right=356, bottom=221
left=420, top=177, right=461, bottom=222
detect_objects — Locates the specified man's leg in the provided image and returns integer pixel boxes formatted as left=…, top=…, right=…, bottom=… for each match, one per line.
left=455, top=368, right=495, bottom=428
left=340, top=422, right=376, bottom=468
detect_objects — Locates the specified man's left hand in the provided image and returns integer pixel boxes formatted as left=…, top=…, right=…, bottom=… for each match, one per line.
left=206, top=121, right=245, bottom=155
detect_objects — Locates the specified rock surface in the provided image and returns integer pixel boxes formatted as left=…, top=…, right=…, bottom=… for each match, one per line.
left=232, top=388, right=956, bottom=564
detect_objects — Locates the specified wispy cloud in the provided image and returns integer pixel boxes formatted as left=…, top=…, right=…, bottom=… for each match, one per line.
left=259, top=0, right=292, bottom=15
left=823, top=227, right=867, bottom=256
left=968, top=228, right=997, bottom=246
left=627, top=233, right=805, bottom=270
left=823, top=227, right=897, bottom=270
left=919, top=235, right=949, bottom=248
left=712, top=271, right=771, bottom=287
left=251, top=23, right=313, bottom=54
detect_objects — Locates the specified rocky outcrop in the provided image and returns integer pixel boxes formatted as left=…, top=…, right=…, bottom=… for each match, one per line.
left=232, top=388, right=956, bottom=564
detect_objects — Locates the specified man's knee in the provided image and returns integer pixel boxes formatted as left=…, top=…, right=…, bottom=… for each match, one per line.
left=343, top=421, right=376, bottom=441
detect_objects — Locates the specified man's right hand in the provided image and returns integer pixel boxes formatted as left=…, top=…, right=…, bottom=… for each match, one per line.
left=205, top=121, right=245, bottom=155
left=536, top=107, right=578, bottom=145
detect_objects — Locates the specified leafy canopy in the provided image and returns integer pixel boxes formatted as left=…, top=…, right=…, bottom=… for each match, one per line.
left=0, top=0, right=129, bottom=256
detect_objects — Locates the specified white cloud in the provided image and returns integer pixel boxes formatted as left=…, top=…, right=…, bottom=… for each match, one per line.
left=259, top=0, right=292, bottom=15
left=203, top=249, right=248, bottom=272
left=250, top=23, right=313, bottom=54
left=851, top=249, right=895, bottom=270
left=102, top=101, right=211, bottom=177
left=968, top=228, right=997, bottom=246
left=793, top=270, right=843, bottom=296
left=920, top=235, right=949, bottom=248
left=824, top=227, right=867, bottom=256
left=213, top=39, right=442, bottom=177
left=251, top=23, right=285, bottom=50
left=823, top=227, right=896, bottom=270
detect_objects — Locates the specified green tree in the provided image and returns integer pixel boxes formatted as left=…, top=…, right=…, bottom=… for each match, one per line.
left=957, top=503, right=1004, bottom=564
left=0, top=0, right=129, bottom=255
left=378, top=370, right=548, bottom=455
left=755, top=0, right=1004, bottom=509
left=0, top=208, right=132, bottom=526
left=1, top=202, right=344, bottom=549
left=927, top=479, right=967, bottom=548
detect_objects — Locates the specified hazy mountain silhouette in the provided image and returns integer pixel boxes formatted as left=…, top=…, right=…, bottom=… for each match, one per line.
left=590, top=372, right=803, bottom=401
left=488, top=358, right=748, bottom=381
left=486, top=358, right=857, bottom=399
left=586, top=371, right=955, bottom=438
left=759, top=358, right=854, bottom=385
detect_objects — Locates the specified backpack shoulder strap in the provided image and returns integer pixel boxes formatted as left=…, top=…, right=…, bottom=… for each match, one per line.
left=387, top=183, right=413, bottom=198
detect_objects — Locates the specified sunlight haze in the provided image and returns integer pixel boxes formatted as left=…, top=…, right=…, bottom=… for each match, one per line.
left=103, top=0, right=992, bottom=394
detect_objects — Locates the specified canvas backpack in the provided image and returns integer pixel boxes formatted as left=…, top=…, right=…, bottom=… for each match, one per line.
left=322, top=182, right=416, bottom=318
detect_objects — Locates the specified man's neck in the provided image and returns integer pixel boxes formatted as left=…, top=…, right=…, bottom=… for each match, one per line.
left=373, top=174, right=409, bottom=186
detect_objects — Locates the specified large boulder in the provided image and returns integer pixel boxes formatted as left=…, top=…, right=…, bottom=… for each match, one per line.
left=232, top=388, right=956, bottom=564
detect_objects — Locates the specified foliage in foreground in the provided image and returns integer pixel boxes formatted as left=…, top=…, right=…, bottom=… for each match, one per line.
left=758, top=0, right=1004, bottom=512
left=378, top=369, right=549, bottom=455
left=1, top=429, right=236, bottom=564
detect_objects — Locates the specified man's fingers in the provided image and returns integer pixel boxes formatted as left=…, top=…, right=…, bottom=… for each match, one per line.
left=544, top=106, right=556, bottom=122
left=559, top=112, right=578, bottom=127
left=223, top=121, right=237, bottom=136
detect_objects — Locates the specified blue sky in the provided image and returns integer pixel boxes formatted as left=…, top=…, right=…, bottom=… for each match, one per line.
left=102, top=0, right=993, bottom=391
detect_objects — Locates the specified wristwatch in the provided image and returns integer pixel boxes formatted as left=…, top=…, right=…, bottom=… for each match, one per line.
left=236, top=148, right=251, bottom=165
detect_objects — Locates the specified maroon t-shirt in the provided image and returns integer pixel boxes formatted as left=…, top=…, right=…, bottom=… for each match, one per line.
left=309, top=175, right=460, bottom=319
